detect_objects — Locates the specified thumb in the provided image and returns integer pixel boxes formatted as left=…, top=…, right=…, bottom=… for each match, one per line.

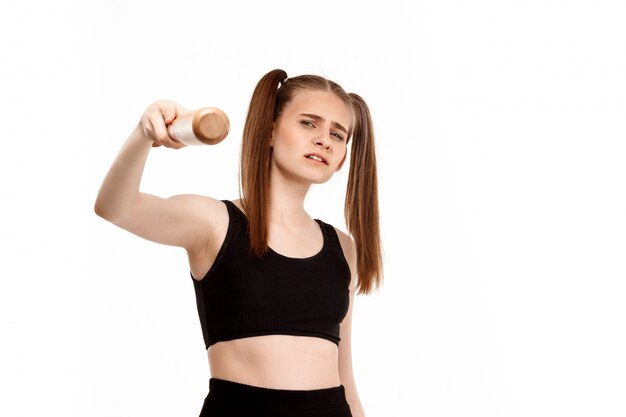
left=163, top=109, right=176, bottom=124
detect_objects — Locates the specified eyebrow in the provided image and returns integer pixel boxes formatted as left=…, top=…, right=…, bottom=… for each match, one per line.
left=299, top=113, right=349, bottom=136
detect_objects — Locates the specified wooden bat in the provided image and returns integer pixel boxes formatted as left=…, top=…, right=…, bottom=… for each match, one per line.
left=153, top=106, right=230, bottom=146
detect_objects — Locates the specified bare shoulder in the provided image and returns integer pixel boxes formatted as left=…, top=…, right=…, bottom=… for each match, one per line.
left=171, top=194, right=230, bottom=251
left=168, top=194, right=226, bottom=217
left=164, top=193, right=228, bottom=228
left=230, top=198, right=245, bottom=213
left=332, top=226, right=356, bottom=274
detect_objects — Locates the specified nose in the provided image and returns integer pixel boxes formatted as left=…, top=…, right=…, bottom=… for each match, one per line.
left=314, top=132, right=332, bottom=149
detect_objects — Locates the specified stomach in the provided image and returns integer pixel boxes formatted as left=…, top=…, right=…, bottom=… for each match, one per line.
left=207, top=335, right=341, bottom=390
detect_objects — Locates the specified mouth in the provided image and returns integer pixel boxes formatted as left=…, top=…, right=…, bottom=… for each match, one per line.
left=304, top=154, right=328, bottom=165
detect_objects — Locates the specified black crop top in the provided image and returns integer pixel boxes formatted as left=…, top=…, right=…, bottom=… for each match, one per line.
left=190, top=200, right=351, bottom=349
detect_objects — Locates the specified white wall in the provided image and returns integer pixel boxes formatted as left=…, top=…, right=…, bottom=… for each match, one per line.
left=1, top=1, right=624, bottom=416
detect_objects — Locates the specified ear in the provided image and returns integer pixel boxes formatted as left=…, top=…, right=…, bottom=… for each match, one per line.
left=335, top=148, right=348, bottom=172
left=270, top=121, right=276, bottom=147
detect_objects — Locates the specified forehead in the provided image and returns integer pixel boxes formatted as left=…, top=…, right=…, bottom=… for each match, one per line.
left=284, top=89, right=353, bottom=127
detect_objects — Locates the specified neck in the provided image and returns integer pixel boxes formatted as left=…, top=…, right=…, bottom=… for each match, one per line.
left=267, top=168, right=312, bottom=226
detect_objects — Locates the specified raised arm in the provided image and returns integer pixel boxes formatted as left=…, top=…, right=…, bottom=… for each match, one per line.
left=94, top=100, right=224, bottom=253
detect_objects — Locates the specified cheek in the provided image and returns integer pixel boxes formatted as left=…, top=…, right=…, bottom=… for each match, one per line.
left=274, top=127, right=300, bottom=150
left=335, top=145, right=348, bottom=164
left=270, top=136, right=297, bottom=165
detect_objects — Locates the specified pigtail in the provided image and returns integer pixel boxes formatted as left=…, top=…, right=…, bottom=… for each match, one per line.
left=240, top=69, right=288, bottom=257
left=239, top=70, right=383, bottom=290
left=346, top=93, right=383, bottom=294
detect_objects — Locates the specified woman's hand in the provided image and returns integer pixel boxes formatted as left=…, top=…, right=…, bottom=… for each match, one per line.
left=139, top=100, right=189, bottom=149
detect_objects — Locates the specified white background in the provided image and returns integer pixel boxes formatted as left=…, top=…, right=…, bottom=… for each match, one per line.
left=1, top=1, right=624, bottom=416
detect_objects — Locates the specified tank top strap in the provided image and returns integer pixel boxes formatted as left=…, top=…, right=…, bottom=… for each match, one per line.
left=315, top=220, right=345, bottom=258
left=221, top=200, right=347, bottom=268
left=215, top=199, right=249, bottom=254
left=222, top=199, right=244, bottom=219
left=221, top=199, right=248, bottom=230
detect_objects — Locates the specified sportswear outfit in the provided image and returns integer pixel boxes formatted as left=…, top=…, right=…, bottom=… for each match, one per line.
left=190, top=200, right=353, bottom=416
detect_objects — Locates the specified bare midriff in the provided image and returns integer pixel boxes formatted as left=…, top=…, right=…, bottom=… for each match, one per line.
left=207, top=335, right=341, bottom=390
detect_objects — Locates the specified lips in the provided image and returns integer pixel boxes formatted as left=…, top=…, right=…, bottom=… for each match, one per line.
left=304, top=153, right=328, bottom=165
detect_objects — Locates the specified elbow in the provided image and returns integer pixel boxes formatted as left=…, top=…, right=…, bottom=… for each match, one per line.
left=94, top=194, right=137, bottom=224
left=93, top=201, right=110, bottom=221
left=93, top=199, right=119, bottom=223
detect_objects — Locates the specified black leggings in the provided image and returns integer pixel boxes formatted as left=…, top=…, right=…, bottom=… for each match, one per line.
left=198, top=378, right=353, bottom=417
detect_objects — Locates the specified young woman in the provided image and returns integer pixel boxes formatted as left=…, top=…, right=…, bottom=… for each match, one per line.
left=94, top=69, right=382, bottom=417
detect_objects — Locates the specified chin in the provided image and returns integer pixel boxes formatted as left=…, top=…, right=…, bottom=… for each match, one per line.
left=274, top=162, right=334, bottom=185
left=311, top=171, right=337, bottom=184
left=310, top=177, right=331, bottom=185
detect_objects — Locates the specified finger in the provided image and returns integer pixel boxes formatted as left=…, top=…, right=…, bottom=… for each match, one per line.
left=161, top=108, right=187, bottom=149
left=170, top=138, right=187, bottom=149
left=149, top=111, right=172, bottom=145
left=175, top=104, right=188, bottom=117
left=142, top=117, right=155, bottom=138
left=163, top=108, right=176, bottom=125
left=154, top=122, right=187, bottom=149
left=142, top=118, right=161, bottom=147
left=159, top=138, right=186, bottom=149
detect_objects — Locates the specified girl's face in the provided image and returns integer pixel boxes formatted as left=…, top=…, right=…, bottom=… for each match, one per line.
left=270, top=89, right=352, bottom=185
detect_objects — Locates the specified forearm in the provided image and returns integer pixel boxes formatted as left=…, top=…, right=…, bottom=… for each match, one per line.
left=94, top=123, right=152, bottom=221
left=345, top=386, right=366, bottom=417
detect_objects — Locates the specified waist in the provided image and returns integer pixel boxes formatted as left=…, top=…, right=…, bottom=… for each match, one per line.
left=207, top=335, right=341, bottom=390
left=202, top=378, right=351, bottom=417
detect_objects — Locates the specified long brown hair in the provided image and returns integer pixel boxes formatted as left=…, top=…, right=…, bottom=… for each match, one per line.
left=240, top=69, right=382, bottom=294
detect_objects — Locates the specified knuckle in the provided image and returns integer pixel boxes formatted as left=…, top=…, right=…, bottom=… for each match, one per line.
left=156, top=132, right=169, bottom=143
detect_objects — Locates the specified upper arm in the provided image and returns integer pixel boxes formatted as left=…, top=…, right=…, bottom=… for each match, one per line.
left=108, top=193, right=225, bottom=252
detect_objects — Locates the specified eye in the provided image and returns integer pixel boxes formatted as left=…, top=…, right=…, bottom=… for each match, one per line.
left=331, top=132, right=344, bottom=141
left=301, top=120, right=315, bottom=128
